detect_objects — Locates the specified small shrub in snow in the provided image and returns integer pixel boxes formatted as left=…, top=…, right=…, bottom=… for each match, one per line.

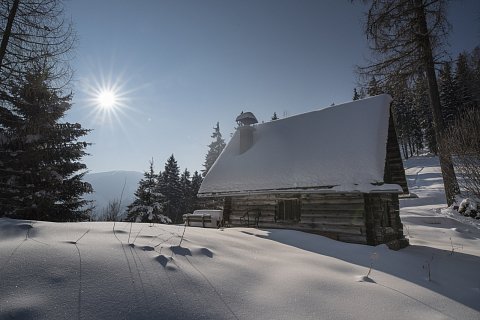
left=129, top=204, right=171, bottom=224
left=100, top=199, right=122, bottom=221
left=445, top=108, right=480, bottom=199
left=458, top=198, right=479, bottom=219
left=448, top=237, right=463, bottom=255
left=365, top=252, right=378, bottom=279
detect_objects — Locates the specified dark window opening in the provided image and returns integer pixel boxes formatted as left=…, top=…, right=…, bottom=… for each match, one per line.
left=276, top=199, right=300, bottom=222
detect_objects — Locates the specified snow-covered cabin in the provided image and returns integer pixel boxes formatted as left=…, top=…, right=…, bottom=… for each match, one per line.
left=198, top=94, right=409, bottom=249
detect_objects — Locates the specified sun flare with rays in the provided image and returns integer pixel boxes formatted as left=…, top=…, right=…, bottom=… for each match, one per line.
left=80, top=68, right=136, bottom=127
left=97, top=89, right=118, bottom=109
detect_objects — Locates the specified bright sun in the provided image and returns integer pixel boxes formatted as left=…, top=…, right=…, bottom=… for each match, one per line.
left=97, top=90, right=117, bottom=109
left=81, top=68, right=135, bottom=126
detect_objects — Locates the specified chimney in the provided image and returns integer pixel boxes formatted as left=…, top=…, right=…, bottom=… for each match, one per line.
left=235, top=111, right=258, bottom=154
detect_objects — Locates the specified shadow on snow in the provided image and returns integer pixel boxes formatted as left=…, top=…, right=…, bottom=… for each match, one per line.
left=253, top=228, right=480, bottom=312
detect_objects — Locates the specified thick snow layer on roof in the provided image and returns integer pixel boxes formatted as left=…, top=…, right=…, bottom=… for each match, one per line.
left=199, top=94, right=399, bottom=195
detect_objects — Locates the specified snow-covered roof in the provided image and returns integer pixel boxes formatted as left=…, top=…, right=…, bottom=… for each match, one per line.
left=199, top=94, right=403, bottom=196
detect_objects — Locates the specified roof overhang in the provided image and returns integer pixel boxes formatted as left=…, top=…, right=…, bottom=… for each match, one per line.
left=198, top=183, right=404, bottom=198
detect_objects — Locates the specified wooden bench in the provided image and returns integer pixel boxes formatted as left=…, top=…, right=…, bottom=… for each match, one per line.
left=184, top=214, right=213, bottom=228
left=183, top=210, right=223, bottom=228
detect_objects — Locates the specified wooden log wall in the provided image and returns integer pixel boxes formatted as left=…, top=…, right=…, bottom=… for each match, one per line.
left=212, top=192, right=405, bottom=247
left=297, top=193, right=367, bottom=244
left=195, top=197, right=224, bottom=211
left=364, top=193, right=404, bottom=245
left=229, top=193, right=369, bottom=244
left=229, top=194, right=278, bottom=225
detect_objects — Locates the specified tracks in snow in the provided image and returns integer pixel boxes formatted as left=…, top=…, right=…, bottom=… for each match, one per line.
left=410, top=166, right=425, bottom=189
left=112, top=223, right=238, bottom=319
left=67, top=228, right=91, bottom=320
left=0, top=221, right=34, bottom=279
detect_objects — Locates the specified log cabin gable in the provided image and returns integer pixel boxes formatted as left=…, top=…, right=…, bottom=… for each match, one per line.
left=383, top=108, right=409, bottom=194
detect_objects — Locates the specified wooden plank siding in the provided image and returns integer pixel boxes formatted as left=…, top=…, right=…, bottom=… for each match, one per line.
left=230, top=194, right=278, bottom=225
left=384, top=110, right=409, bottom=194
left=218, top=192, right=407, bottom=247
left=298, top=194, right=367, bottom=243
left=227, top=193, right=369, bottom=244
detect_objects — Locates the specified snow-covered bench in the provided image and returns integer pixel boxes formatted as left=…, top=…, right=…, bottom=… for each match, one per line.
left=183, top=210, right=223, bottom=228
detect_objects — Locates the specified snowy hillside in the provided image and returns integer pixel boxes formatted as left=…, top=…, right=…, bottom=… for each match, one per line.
left=83, top=171, right=143, bottom=218
left=1, top=157, right=479, bottom=319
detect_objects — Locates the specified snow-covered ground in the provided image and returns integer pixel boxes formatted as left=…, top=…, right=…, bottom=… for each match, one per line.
left=1, top=157, right=479, bottom=319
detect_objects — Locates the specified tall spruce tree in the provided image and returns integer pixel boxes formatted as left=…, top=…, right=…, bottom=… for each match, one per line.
left=202, top=122, right=226, bottom=177
left=353, top=88, right=361, bottom=100
left=191, top=170, right=203, bottom=209
left=0, top=0, right=91, bottom=220
left=455, top=52, right=476, bottom=113
left=126, top=160, right=170, bottom=223
left=470, top=47, right=480, bottom=106
left=0, top=67, right=92, bottom=221
left=438, top=61, right=460, bottom=128
left=413, top=74, right=437, bottom=154
left=159, top=154, right=182, bottom=223
left=179, top=169, right=193, bottom=215
left=390, top=80, right=423, bottom=158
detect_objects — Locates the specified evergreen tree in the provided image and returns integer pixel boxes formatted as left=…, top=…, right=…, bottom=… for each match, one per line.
left=179, top=168, right=193, bottom=214
left=390, top=81, right=422, bottom=158
left=358, top=87, right=367, bottom=99
left=0, top=67, right=92, bottom=221
left=353, top=88, right=360, bottom=100
left=413, top=74, right=437, bottom=154
left=470, top=47, right=480, bottom=106
left=191, top=170, right=203, bottom=210
left=455, top=52, right=476, bottom=113
left=159, top=154, right=182, bottom=223
left=438, top=61, right=460, bottom=128
left=202, top=122, right=226, bottom=177
left=126, top=160, right=169, bottom=223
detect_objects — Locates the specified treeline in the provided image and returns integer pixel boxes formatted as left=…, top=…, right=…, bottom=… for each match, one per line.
left=125, top=155, right=203, bottom=224
left=124, top=122, right=226, bottom=224
left=355, top=48, right=480, bottom=159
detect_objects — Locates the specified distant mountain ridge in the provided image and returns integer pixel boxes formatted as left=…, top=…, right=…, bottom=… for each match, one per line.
left=84, top=171, right=143, bottom=219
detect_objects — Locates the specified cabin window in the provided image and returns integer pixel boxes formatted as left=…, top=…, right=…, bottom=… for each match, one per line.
left=276, top=199, right=300, bottom=222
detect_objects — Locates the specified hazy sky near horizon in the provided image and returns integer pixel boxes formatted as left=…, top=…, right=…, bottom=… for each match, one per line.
left=64, top=0, right=480, bottom=174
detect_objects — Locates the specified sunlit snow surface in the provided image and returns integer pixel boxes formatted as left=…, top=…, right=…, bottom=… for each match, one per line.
left=1, top=156, right=479, bottom=319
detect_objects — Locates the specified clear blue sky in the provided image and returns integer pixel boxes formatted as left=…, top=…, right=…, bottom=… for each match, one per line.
left=63, top=0, right=480, bottom=174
